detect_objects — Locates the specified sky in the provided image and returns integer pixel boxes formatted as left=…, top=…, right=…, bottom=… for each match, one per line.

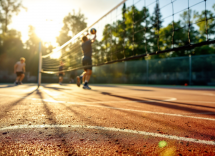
left=9, top=0, right=215, bottom=47
left=9, top=0, right=122, bottom=46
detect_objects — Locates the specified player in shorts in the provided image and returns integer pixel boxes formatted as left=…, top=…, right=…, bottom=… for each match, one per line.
left=14, top=57, right=26, bottom=85
left=58, top=61, right=64, bottom=85
left=76, top=32, right=97, bottom=89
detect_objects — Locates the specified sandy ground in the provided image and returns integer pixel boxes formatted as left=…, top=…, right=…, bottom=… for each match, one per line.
left=0, top=84, right=215, bottom=156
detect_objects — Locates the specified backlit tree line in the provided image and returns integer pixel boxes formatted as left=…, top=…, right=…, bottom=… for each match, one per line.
left=0, top=0, right=215, bottom=78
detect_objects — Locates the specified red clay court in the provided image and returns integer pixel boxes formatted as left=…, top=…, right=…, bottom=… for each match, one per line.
left=0, top=84, right=215, bottom=155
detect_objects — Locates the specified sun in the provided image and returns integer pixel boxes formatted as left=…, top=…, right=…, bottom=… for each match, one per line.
left=31, top=0, right=62, bottom=45
left=35, top=20, right=60, bottom=45
left=10, top=0, right=64, bottom=46
left=50, top=51, right=62, bottom=59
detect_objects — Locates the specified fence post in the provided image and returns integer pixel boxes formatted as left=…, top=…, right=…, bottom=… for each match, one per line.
left=146, top=59, right=148, bottom=84
left=124, top=61, right=127, bottom=73
left=189, top=55, right=192, bottom=85
left=38, top=42, right=42, bottom=88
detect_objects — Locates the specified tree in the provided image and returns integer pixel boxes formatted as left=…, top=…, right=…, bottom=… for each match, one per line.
left=157, top=9, right=201, bottom=57
left=194, top=9, right=215, bottom=41
left=104, top=5, right=149, bottom=61
left=56, top=9, right=87, bottom=71
left=150, top=2, right=162, bottom=54
left=123, top=6, right=146, bottom=56
left=0, top=0, right=26, bottom=33
left=159, top=21, right=190, bottom=57
left=0, top=29, right=26, bottom=73
left=25, top=25, right=40, bottom=54
left=56, top=9, right=87, bottom=46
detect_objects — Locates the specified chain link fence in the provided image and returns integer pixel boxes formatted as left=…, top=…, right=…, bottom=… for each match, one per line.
left=1, top=54, right=214, bottom=86
left=90, top=54, right=215, bottom=85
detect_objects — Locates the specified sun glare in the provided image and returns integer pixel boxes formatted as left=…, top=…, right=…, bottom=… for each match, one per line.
left=50, top=51, right=62, bottom=59
left=10, top=0, right=64, bottom=46
left=35, top=20, right=59, bottom=45
left=32, top=0, right=62, bottom=45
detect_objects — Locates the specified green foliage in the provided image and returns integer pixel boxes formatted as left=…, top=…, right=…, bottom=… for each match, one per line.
left=0, top=0, right=26, bottom=32
left=56, top=9, right=87, bottom=71
left=63, top=2, right=215, bottom=71
left=194, top=10, right=215, bottom=36
left=56, top=9, right=87, bottom=46
left=0, top=1, right=215, bottom=81
left=25, top=25, right=40, bottom=53
left=97, top=3, right=215, bottom=62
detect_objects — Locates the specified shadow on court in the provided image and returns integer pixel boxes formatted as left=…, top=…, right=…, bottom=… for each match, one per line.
left=0, top=89, right=37, bottom=119
left=92, top=84, right=153, bottom=91
left=0, top=83, right=37, bottom=88
left=35, top=90, right=78, bottom=155
left=41, top=86, right=215, bottom=151
left=90, top=90, right=215, bottom=115
left=36, top=88, right=147, bottom=155
left=42, top=85, right=72, bottom=91
left=96, top=102, right=215, bottom=141
left=55, top=99, right=145, bottom=155
left=0, top=84, right=17, bottom=88
left=144, top=97, right=215, bottom=111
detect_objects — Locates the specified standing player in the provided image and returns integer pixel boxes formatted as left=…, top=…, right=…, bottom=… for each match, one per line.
left=76, top=32, right=97, bottom=89
left=14, top=57, right=26, bottom=85
left=58, top=61, right=64, bottom=85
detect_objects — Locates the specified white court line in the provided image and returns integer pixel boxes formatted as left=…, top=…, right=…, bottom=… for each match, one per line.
left=202, top=93, right=214, bottom=96
left=0, top=93, right=177, bottom=103
left=35, top=99, right=215, bottom=121
left=1, top=93, right=215, bottom=121
left=62, top=102, right=215, bottom=121
left=177, top=101, right=215, bottom=103
left=0, top=124, right=214, bottom=146
left=1, top=93, right=214, bottom=104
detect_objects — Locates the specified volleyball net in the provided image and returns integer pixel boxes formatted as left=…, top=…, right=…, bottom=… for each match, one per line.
left=41, top=0, right=215, bottom=74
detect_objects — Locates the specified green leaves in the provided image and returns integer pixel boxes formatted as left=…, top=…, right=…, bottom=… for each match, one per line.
left=0, top=0, right=25, bottom=32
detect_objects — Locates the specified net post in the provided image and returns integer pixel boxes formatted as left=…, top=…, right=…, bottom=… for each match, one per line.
left=38, top=42, right=42, bottom=88
left=189, top=54, right=192, bottom=86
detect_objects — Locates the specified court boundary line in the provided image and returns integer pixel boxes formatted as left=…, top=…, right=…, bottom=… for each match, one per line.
left=1, top=94, right=215, bottom=121
left=1, top=93, right=215, bottom=103
left=0, top=124, right=215, bottom=146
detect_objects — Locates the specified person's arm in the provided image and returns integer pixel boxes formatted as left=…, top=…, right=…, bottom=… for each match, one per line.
left=91, top=33, right=97, bottom=43
left=14, top=63, right=17, bottom=73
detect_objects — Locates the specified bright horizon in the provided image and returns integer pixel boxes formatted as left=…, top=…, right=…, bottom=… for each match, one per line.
left=9, top=0, right=123, bottom=46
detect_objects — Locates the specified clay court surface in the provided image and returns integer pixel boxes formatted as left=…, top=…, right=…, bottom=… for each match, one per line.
left=0, top=84, right=215, bottom=155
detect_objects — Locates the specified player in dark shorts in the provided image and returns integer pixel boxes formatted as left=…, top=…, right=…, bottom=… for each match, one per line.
left=76, top=32, right=97, bottom=89
left=58, top=61, right=64, bottom=85
left=14, top=57, right=26, bottom=85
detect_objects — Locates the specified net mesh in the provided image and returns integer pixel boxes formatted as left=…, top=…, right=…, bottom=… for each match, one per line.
left=90, top=54, right=215, bottom=85
left=42, top=0, right=215, bottom=74
left=41, top=54, right=215, bottom=85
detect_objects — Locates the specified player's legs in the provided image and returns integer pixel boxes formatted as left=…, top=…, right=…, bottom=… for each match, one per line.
left=83, top=69, right=92, bottom=89
left=85, top=69, right=92, bottom=82
left=19, top=73, right=25, bottom=84
left=15, top=76, right=20, bottom=84
left=15, top=72, right=21, bottom=85
left=59, top=77, right=61, bottom=84
left=81, top=57, right=92, bottom=89
left=83, top=58, right=92, bottom=89
left=81, top=70, right=87, bottom=83
left=76, top=70, right=86, bottom=87
left=59, top=74, right=63, bottom=85
left=77, top=57, right=89, bottom=87
left=16, top=76, right=20, bottom=82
